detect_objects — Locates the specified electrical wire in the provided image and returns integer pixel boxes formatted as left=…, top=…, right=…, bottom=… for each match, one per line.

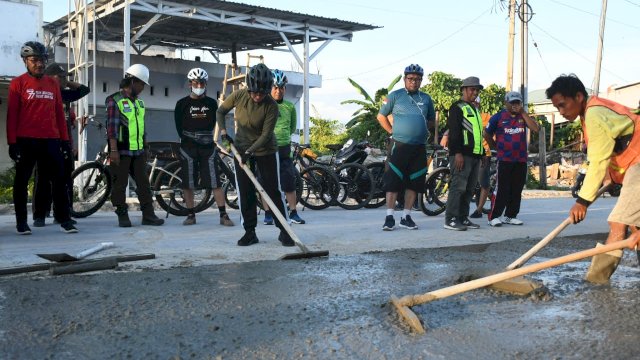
left=527, top=27, right=553, bottom=81
left=546, top=0, right=640, bottom=31
left=530, top=22, right=629, bottom=83
left=324, top=5, right=494, bottom=81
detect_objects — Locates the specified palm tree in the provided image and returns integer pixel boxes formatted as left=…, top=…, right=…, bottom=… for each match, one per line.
left=340, top=76, right=402, bottom=148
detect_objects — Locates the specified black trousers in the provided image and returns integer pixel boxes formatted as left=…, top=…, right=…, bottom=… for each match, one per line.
left=489, top=161, right=527, bottom=220
left=234, top=153, right=288, bottom=231
left=13, top=138, right=70, bottom=225
left=110, top=154, right=154, bottom=209
left=32, top=140, right=74, bottom=219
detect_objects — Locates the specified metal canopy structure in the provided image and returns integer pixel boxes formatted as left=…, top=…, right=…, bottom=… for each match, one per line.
left=44, top=0, right=378, bottom=147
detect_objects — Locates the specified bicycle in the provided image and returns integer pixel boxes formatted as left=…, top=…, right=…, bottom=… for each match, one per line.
left=70, top=121, right=212, bottom=217
left=418, top=145, right=451, bottom=216
left=291, top=143, right=340, bottom=210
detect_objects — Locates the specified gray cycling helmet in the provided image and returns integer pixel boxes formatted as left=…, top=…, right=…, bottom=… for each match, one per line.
left=246, top=63, right=273, bottom=94
left=20, top=41, right=48, bottom=59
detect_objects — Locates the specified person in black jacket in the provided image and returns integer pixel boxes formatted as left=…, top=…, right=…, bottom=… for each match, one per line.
left=444, top=77, right=485, bottom=231
left=32, top=63, right=90, bottom=227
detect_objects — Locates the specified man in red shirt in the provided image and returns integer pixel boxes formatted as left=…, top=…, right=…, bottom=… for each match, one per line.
left=6, top=41, right=77, bottom=235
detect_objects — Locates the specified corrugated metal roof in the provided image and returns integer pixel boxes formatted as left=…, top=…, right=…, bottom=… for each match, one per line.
left=44, top=0, right=378, bottom=54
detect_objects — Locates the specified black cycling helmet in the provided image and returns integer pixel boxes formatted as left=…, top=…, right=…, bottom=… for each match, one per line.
left=246, top=63, right=273, bottom=94
left=21, top=41, right=48, bottom=59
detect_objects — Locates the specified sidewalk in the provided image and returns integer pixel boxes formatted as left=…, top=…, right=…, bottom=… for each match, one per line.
left=0, top=196, right=616, bottom=271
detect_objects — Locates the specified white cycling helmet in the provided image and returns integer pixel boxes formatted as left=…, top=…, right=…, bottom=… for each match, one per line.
left=125, top=64, right=150, bottom=85
left=187, top=67, right=208, bottom=82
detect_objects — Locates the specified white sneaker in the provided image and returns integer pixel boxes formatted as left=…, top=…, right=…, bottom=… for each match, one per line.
left=503, top=217, right=523, bottom=225
left=488, top=218, right=503, bottom=227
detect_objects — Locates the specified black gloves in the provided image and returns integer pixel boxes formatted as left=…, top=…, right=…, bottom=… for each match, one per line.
left=9, top=144, right=20, bottom=162
left=240, top=151, right=254, bottom=164
left=221, top=133, right=234, bottom=145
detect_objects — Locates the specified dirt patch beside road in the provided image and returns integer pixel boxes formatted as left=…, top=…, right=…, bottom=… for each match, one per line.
left=0, top=235, right=638, bottom=359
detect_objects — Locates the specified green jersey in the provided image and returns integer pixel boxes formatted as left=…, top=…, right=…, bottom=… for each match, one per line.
left=274, top=99, right=297, bottom=146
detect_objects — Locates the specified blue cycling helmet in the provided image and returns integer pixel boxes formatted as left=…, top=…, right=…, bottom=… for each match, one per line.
left=271, top=69, right=288, bottom=88
left=404, top=64, right=424, bottom=76
left=246, top=63, right=273, bottom=94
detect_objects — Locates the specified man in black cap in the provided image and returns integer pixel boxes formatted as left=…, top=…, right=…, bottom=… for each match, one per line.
left=444, top=76, right=485, bottom=231
left=32, top=63, right=90, bottom=227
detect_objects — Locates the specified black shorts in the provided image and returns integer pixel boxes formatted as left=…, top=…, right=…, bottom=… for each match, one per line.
left=382, top=140, right=427, bottom=192
left=178, top=144, right=221, bottom=189
left=277, top=146, right=297, bottom=193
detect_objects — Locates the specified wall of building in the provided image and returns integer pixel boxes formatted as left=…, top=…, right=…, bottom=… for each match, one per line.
left=52, top=49, right=317, bottom=162
left=0, top=0, right=42, bottom=77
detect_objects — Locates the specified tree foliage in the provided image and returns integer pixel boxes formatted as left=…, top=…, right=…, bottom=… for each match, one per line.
left=422, top=71, right=461, bottom=130
left=309, top=116, right=347, bottom=154
left=422, top=71, right=506, bottom=134
left=341, top=76, right=402, bottom=148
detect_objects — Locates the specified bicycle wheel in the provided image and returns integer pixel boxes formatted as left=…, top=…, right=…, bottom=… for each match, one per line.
left=70, top=162, right=112, bottom=218
left=335, top=163, right=374, bottom=210
left=364, top=162, right=386, bottom=208
left=298, top=165, right=339, bottom=210
left=420, top=167, right=450, bottom=216
left=153, top=161, right=212, bottom=216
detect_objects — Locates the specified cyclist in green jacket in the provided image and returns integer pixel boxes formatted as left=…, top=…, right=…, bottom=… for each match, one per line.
left=216, top=63, right=295, bottom=247
left=262, top=69, right=305, bottom=225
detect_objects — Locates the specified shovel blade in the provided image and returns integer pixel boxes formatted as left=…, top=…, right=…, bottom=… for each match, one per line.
left=279, top=250, right=329, bottom=260
left=36, top=253, right=79, bottom=262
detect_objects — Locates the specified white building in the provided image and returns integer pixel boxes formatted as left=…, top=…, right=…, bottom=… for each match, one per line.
left=0, top=0, right=376, bottom=170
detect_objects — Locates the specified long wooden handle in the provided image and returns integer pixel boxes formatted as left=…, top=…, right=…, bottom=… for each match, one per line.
left=506, top=184, right=611, bottom=270
left=506, top=218, right=572, bottom=270
left=228, top=144, right=310, bottom=253
left=398, top=239, right=630, bottom=307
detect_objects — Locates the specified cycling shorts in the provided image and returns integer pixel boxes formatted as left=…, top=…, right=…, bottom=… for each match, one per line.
left=178, top=144, right=221, bottom=189
left=383, top=140, right=427, bottom=192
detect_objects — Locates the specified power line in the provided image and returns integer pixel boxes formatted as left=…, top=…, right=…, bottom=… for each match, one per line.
left=530, top=22, right=629, bottom=83
left=546, top=0, right=640, bottom=31
left=325, top=5, right=494, bottom=81
left=527, top=27, right=553, bottom=81
left=623, top=0, right=640, bottom=7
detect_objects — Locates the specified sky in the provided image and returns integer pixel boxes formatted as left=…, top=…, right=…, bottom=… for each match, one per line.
left=43, top=0, right=640, bottom=123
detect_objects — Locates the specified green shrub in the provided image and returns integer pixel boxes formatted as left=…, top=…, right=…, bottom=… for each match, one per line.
left=0, top=166, right=34, bottom=204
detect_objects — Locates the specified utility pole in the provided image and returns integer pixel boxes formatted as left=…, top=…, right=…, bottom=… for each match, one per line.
left=506, top=0, right=516, bottom=91
left=593, top=0, right=608, bottom=96
left=519, top=0, right=533, bottom=107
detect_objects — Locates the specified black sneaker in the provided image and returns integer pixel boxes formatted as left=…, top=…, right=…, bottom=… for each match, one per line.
left=399, top=215, right=418, bottom=230
left=60, top=221, right=78, bottom=234
left=444, top=217, right=467, bottom=231
left=469, top=210, right=483, bottom=219
left=238, top=230, right=259, bottom=246
left=278, top=231, right=296, bottom=247
left=33, top=218, right=45, bottom=227
left=461, top=217, right=480, bottom=229
left=17, top=223, right=32, bottom=235
left=382, top=215, right=395, bottom=231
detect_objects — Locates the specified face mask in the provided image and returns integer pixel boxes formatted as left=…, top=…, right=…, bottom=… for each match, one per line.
left=192, top=87, right=205, bottom=96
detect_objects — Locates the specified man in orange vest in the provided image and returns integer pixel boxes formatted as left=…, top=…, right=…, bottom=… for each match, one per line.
left=546, top=74, right=640, bottom=283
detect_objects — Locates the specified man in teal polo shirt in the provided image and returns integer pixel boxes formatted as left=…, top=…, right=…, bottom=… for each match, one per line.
left=377, top=64, right=435, bottom=231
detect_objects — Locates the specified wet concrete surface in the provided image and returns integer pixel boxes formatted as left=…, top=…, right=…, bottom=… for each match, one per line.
left=0, top=234, right=638, bottom=359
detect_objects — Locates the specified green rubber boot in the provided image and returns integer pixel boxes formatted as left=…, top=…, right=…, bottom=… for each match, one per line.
left=585, top=242, right=623, bottom=284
